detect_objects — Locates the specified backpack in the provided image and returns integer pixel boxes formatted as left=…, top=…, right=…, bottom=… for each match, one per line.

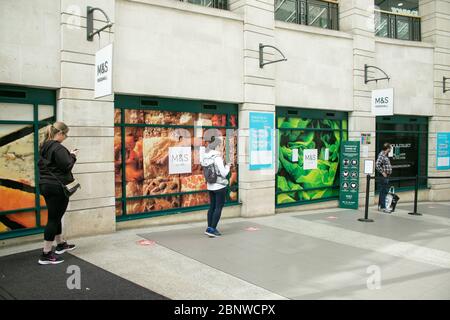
left=202, top=155, right=219, bottom=184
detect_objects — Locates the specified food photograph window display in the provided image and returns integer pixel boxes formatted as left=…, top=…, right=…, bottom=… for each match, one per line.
left=114, top=104, right=239, bottom=219
left=0, top=88, right=56, bottom=239
left=276, top=110, right=348, bottom=206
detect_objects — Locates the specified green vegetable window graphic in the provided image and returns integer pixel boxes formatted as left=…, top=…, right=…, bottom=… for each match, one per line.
left=276, top=117, right=347, bottom=205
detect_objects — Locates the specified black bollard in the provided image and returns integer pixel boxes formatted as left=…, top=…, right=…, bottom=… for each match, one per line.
left=359, top=174, right=374, bottom=222
left=408, top=175, right=422, bottom=216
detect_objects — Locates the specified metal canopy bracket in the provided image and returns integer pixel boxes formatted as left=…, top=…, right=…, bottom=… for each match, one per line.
left=259, top=44, right=287, bottom=68
left=87, top=6, right=114, bottom=41
left=443, top=77, right=450, bottom=93
left=364, top=64, right=390, bottom=84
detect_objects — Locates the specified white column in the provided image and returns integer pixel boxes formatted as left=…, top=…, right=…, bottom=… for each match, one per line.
left=340, top=0, right=378, bottom=206
left=230, top=0, right=276, bottom=217
left=58, top=0, right=116, bottom=237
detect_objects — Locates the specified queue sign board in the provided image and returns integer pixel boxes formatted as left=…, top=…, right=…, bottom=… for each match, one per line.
left=339, top=141, right=360, bottom=209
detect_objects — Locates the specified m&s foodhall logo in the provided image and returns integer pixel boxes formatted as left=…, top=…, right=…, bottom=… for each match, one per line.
left=375, top=95, right=389, bottom=107
left=171, top=152, right=189, bottom=164
left=97, top=60, right=108, bottom=83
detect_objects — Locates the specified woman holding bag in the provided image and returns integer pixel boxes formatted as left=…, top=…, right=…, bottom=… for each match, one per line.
left=37, top=122, right=78, bottom=265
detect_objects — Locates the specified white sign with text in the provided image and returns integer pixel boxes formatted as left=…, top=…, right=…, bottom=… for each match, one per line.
left=372, top=88, right=394, bottom=116
left=169, top=147, right=192, bottom=175
left=94, top=44, right=113, bottom=98
left=303, top=149, right=318, bottom=170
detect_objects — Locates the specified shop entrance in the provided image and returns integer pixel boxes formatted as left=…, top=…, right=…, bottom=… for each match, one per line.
left=276, top=107, right=348, bottom=207
left=375, top=115, right=428, bottom=192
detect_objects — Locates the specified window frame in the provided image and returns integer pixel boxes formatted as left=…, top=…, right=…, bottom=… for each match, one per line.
left=275, top=107, right=348, bottom=208
left=114, top=95, right=239, bottom=222
left=0, top=85, right=56, bottom=240
left=375, top=115, right=429, bottom=193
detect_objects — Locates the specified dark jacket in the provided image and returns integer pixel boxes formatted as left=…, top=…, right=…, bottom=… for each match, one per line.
left=38, top=140, right=76, bottom=185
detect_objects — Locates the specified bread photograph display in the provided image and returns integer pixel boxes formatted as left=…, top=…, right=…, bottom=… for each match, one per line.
left=114, top=108, right=239, bottom=216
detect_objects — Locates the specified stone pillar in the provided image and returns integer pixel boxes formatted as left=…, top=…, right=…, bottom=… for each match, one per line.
left=58, top=0, right=116, bottom=237
left=230, top=0, right=276, bottom=217
left=421, top=0, right=450, bottom=201
left=340, top=0, right=378, bottom=206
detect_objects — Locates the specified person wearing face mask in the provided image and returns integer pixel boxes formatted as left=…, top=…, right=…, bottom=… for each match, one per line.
left=37, top=122, right=78, bottom=265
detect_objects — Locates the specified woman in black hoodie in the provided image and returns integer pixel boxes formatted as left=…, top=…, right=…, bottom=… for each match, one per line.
left=38, top=122, right=78, bottom=265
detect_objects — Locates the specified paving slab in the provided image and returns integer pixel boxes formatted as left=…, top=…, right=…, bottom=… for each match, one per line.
left=140, top=221, right=450, bottom=299
left=293, top=209, right=450, bottom=252
left=396, top=203, right=449, bottom=218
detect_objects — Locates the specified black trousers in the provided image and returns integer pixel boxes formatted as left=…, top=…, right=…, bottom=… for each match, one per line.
left=207, top=188, right=227, bottom=229
left=40, top=184, right=69, bottom=242
left=378, top=177, right=389, bottom=209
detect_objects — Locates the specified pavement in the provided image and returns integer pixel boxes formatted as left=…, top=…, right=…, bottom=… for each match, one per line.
left=1, top=201, right=449, bottom=300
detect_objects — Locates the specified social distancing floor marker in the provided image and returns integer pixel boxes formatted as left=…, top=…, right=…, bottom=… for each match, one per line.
left=137, top=240, right=156, bottom=246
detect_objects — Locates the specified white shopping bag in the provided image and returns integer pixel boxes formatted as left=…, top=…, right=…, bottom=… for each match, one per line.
left=385, top=186, right=395, bottom=209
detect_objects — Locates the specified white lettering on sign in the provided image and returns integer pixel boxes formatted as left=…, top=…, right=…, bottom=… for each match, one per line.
left=391, top=7, right=418, bottom=16
left=303, top=149, right=318, bottom=170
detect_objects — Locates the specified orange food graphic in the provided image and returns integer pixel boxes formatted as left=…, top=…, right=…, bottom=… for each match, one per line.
left=125, top=133, right=143, bottom=182
left=181, top=193, right=209, bottom=207
left=0, top=186, right=48, bottom=228
left=180, top=174, right=207, bottom=192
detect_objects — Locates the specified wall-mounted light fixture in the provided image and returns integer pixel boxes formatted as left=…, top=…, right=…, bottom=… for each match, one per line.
left=443, top=77, right=450, bottom=93
left=87, top=6, right=113, bottom=41
left=364, top=64, right=390, bottom=84
left=259, top=44, right=287, bottom=68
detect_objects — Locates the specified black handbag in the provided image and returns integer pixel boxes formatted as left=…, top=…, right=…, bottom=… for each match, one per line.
left=40, top=155, right=81, bottom=198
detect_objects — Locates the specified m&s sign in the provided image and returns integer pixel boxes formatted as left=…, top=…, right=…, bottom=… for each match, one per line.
left=372, top=88, right=394, bottom=116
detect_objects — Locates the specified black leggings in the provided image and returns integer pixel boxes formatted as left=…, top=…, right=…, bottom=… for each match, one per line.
left=207, top=188, right=227, bottom=229
left=40, top=184, right=69, bottom=242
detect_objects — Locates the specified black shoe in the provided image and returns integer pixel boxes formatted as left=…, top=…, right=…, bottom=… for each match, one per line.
left=38, top=251, right=64, bottom=265
left=55, top=241, right=76, bottom=255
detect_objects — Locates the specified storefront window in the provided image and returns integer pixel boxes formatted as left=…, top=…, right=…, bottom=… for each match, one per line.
left=276, top=108, right=347, bottom=207
left=183, top=0, right=228, bottom=10
left=374, top=0, right=420, bottom=41
left=375, top=116, right=428, bottom=191
left=0, top=86, right=56, bottom=239
left=375, top=0, right=418, bottom=15
left=275, top=0, right=339, bottom=31
left=114, top=96, right=238, bottom=219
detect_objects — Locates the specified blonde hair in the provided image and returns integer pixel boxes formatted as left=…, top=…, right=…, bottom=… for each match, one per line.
left=41, top=122, right=69, bottom=146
